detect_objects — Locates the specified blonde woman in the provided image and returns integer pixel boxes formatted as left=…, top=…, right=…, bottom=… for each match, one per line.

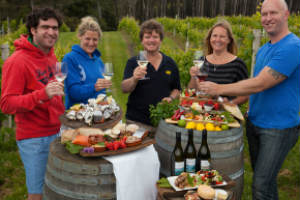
left=188, top=20, right=248, bottom=104
left=63, top=16, right=111, bottom=109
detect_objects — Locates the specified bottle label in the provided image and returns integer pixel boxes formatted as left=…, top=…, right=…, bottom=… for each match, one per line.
left=186, top=158, right=196, bottom=172
left=201, top=160, right=210, bottom=170
left=174, top=162, right=184, bottom=176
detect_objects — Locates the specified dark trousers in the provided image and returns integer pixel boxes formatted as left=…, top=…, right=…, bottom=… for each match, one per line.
left=246, top=119, right=299, bottom=200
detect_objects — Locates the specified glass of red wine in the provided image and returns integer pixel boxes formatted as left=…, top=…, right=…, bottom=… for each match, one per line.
left=193, top=52, right=208, bottom=95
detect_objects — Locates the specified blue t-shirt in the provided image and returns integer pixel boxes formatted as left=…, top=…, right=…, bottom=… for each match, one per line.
left=63, top=44, right=105, bottom=109
left=248, top=33, right=300, bottom=129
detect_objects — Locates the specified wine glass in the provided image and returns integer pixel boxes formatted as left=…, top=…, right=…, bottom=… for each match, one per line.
left=103, top=62, right=114, bottom=94
left=54, top=62, right=68, bottom=82
left=193, top=51, right=208, bottom=95
left=103, top=63, right=114, bottom=81
left=137, top=50, right=149, bottom=80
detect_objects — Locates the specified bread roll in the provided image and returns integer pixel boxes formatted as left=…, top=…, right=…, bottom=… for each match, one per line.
left=126, top=124, right=139, bottom=133
left=61, top=129, right=78, bottom=144
left=216, top=189, right=228, bottom=200
left=113, top=123, right=127, bottom=132
left=197, top=185, right=215, bottom=199
left=77, top=127, right=104, bottom=136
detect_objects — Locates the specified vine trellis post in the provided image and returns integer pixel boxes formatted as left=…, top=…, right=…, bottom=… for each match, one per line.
left=251, top=29, right=261, bottom=78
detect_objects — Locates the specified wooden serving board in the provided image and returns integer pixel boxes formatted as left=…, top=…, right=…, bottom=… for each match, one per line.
left=59, top=109, right=122, bottom=129
left=165, top=118, right=240, bottom=128
left=79, top=136, right=156, bottom=157
left=162, top=190, right=233, bottom=200
left=157, top=172, right=235, bottom=200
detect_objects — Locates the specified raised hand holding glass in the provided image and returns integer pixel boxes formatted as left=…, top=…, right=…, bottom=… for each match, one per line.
left=54, top=62, right=68, bottom=82
left=137, top=50, right=149, bottom=80
left=103, top=62, right=113, bottom=94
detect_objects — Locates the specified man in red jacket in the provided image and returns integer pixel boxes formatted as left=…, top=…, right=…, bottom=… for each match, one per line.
left=0, top=8, right=64, bottom=200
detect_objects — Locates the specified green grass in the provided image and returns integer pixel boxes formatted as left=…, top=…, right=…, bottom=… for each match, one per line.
left=0, top=31, right=299, bottom=200
left=98, top=31, right=130, bottom=117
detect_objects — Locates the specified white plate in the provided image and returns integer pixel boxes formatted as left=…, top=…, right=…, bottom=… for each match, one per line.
left=167, top=174, right=227, bottom=191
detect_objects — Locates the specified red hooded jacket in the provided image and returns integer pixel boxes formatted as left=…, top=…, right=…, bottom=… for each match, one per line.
left=0, top=35, right=65, bottom=140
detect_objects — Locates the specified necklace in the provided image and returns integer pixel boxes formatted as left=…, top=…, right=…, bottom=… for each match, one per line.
left=211, top=52, right=234, bottom=64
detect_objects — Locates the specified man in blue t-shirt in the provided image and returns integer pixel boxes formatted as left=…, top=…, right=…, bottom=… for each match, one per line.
left=198, top=0, right=300, bottom=199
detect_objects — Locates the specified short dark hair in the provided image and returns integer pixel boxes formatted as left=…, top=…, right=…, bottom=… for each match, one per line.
left=139, top=19, right=164, bottom=41
left=26, top=7, right=62, bottom=38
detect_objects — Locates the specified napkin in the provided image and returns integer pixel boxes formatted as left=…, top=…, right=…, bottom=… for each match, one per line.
left=104, top=145, right=160, bottom=200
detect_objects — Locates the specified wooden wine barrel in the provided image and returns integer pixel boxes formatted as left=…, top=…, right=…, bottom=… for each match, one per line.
left=43, top=138, right=116, bottom=200
left=154, top=120, right=244, bottom=200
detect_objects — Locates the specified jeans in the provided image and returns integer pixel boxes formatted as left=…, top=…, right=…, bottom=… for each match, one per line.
left=246, top=119, right=299, bottom=200
left=17, top=133, right=59, bottom=194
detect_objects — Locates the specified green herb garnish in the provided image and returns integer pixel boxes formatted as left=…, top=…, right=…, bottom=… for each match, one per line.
left=157, top=177, right=172, bottom=188
left=65, top=141, right=84, bottom=154
left=149, top=99, right=179, bottom=127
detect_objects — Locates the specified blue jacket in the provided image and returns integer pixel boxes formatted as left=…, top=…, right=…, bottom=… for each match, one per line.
left=63, top=44, right=105, bottom=109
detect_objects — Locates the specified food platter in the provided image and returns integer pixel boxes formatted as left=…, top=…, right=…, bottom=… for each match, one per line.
left=162, top=189, right=233, bottom=200
left=62, top=124, right=156, bottom=158
left=167, top=173, right=227, bottom=192
left=79, top=136, right=155, bottom=157
left=157, top=169, right=235, bottom=200
left=161, top=96, right=243, bottom=131
left=60, top=108, right=122, bottom=129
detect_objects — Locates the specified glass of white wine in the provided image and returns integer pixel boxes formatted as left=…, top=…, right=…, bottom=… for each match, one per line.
left=54, top=62, right=68, bottom=82
left=103, top=62, right=114, bottom=94
left=137, top=50, right=149, bottom=80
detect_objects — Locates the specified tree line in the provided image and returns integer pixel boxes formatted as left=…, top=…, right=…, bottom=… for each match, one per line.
left=0, top=0, right=300, bottom=31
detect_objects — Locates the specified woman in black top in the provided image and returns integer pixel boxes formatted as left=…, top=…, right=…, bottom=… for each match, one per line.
left=188, top=20, right=248, bottom=105
left=122, top=19, right=181, bottom=126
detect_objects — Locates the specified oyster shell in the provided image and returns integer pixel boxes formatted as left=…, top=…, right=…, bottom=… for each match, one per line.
left=66, top=110, right=76, bottom=120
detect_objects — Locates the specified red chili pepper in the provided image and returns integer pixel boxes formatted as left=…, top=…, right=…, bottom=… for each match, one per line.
left=215, top=181, right=223, bottom=185
left=113, top=141, right=120, bottom=150
left=105, top=141, right=114, bottom=150
left=120, top=140, right=127, bottom=148
left=181, top=100, right=188, bottom=106
left=198, top=101, right=205, bottom=107
left=214, top=103, right=220, bottom=110
left=172, top=109, right=180, bottom=120
left=122, top=136, right=127, bottom=142
left=207, top=99, right=214, bottom=105
left=175, top=111, right=184, bottom=120
left=185, top=90, right=189, bottom=97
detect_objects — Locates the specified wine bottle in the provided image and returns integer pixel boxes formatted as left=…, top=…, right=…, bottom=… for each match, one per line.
left=196, top=129, right=211, bottom=171
left=184, top=129, right=196, bottom=173
left=171, top=132, right=185, bottom=176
